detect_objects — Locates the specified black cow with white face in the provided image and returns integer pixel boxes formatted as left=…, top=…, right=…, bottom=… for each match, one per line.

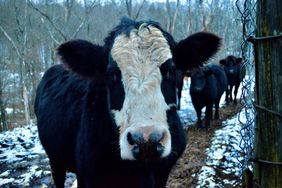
left=34, top=17, right=221, bottom=188
left=219, top=55, right=246, bottom=104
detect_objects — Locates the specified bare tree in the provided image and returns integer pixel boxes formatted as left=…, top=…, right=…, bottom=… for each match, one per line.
left=186, top=0, right=193, bottom=34
left=0, top=67, right=8, bottom=131
left=166, top=0, right=180, bottom=35
left=125, top=0, right=146, bottom=20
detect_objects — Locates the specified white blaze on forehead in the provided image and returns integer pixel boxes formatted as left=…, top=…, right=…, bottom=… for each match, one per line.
left=111, top=24, right=172, bottom=95
left=110, top=24, right=172, bottom=159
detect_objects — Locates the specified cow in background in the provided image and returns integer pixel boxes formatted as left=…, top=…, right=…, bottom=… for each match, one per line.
left=189, top=65, right=227, bottom=129
left=34, top=17, right=221, bottom=188
left=219, top=55, right=246, bottom=104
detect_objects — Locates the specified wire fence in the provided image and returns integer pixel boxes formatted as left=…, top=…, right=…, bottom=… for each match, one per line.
left=235, top=0, right=257, bottom=183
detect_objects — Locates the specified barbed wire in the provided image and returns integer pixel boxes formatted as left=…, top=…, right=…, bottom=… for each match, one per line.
left=235, top=0, right=257, bottom=183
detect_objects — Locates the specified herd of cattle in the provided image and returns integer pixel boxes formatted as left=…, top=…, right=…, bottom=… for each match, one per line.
left=177, top=55, right=245, bottom=129
left=34, top=17, right=245, bottom=188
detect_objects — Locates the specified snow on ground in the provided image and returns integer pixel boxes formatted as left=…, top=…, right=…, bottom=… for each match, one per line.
left=196, top=113, right=244, bottom=187
left=0, top=124, right=77, bottom=187
left=0, top=124, right=47, bottom=187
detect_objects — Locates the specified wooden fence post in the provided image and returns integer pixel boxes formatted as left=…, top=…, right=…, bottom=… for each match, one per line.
left=253, top=0, right=282, bottom=187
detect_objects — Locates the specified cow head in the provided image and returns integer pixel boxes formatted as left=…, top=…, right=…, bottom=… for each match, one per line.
left=219, top=55, right=242, bottom=75
left=57, top=17, right=221, bottom=161
left=190, top=67, right=213, bottom=93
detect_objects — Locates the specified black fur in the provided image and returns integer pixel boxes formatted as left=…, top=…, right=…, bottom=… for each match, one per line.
left=189, top=65, right=227, bottom=129
left=175, top=32, right=222, bottom=70
left=35, top=17, right=222, bottom=188
left=57, top=39, right=107, bottom=78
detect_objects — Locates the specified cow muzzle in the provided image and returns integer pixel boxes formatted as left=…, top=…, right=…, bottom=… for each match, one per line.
left=120, top=126, right=171, bottom=161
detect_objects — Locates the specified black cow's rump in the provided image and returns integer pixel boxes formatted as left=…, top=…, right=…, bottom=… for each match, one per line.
left=35, top=17, right=221, bottom=188
left=189, top=65, right=227, bottom=129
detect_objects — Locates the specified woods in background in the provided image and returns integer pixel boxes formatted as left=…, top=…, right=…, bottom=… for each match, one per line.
left=0, top=0, right=243, bottom=131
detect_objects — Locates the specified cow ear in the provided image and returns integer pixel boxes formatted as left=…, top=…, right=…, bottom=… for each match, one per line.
left=57, top=39, right=107, bottom=77
left=174, top=32, right=222, bottom=71
left=236, top=57, right=243, bottom=64
left=219, top=59, right=227, bottom=66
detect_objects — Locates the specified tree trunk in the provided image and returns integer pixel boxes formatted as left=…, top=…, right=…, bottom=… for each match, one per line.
left=0, top=75, right=8, bottom=131
left=186, top=0, right=193, bottom=34
left=166, top=0, right=179, bottom=35
left=253, top=0, right=282, bottom=187
left=23, top=83, right=30, bottom=125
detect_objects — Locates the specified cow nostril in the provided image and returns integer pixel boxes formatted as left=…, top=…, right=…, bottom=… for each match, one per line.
left=127, top=132, right=135, bottom=145
left=149, top=131, right=164, bottom=144
left=127, top=132, right=144, bottom=145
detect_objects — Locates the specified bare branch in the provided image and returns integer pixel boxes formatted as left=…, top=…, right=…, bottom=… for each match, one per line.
left=40, top=18, right=60, bottom=45
left=134, top=0, right=146, bottom=20
left=71, top=0, right=99, bottom=38
left=126, top=0, right=132, bottom=18
left=28, top=0, right=67, bottom=41
left=0, top=25, right=23, bottom=60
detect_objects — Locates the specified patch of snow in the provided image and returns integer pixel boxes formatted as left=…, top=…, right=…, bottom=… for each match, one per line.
left=0, top=124, right=47, bottom=187
left=0, top=178, right=15, bottom=186
left=195, top=111, right=248, bottom=187
left=0, top=124, right=44, bottom=164
left=5, top=108, right=13, bottom=114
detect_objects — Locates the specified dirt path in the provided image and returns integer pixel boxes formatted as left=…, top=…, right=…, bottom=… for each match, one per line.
left=166, top=103, right=242, bottom=187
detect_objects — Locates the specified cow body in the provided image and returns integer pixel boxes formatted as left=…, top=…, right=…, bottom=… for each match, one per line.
left=219, top=55, right=246, bottom=104
left=35, top=17, right=221, bottom=188
left=190, top=65, right=227, bottom=129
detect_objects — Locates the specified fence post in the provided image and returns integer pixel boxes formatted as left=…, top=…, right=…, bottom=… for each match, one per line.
left=253, top=0, right=282, bottom=187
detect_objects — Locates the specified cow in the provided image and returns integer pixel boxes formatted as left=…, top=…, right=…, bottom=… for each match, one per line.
left=34, top=17, right=221, bottom=188
left=189, top=65, right=227, bottom=129
left=219, top=55, right=246, bottom=104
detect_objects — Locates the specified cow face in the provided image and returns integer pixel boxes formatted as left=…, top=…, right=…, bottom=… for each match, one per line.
left=220, top=55, right=242, bottom=76
left=190, top=68, right=213, bottom=92
left=109, top=24, right=173, bottom=160
left=56, top=17, right=221, bottom=162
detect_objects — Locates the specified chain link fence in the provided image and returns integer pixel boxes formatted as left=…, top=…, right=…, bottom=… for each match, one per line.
left=235, top=0, right=257, bottom=184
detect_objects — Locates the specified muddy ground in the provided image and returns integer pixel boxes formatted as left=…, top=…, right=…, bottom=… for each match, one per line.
left=167, top=103, right=242, bottom=188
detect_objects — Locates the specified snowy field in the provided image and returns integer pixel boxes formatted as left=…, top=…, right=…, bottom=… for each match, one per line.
left=0, top=79, right=251, bottom=187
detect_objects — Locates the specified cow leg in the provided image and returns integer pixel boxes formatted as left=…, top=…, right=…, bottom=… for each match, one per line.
left=230, top=86, right=234, bottom=102
left=225, top=86, right=230, bottom=105
left=205, top=104, right=213, bottom=129
left=233, top=84, right=239, bottom=104
left=196, top=108, right=202, bottom=128
left=214, top=98, right=220, bottom=119
left=50, top=162, right=66, bottom=188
